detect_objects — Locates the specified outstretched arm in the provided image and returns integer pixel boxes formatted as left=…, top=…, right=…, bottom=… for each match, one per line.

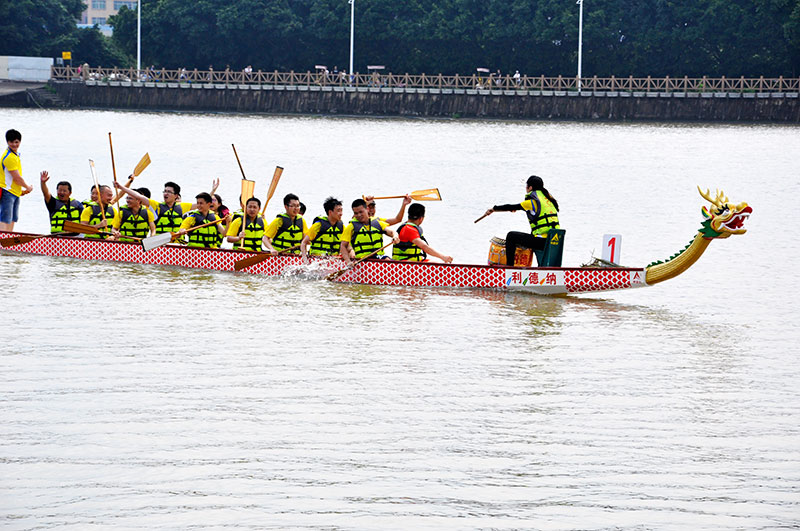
left=384, top=195, right=412, bottom=226
left=113, top=180, right=149, bottom=204
left=412, top=237, right=452, bottom=263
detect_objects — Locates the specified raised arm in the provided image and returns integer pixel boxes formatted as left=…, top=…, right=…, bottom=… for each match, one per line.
left=384, top=195, right=412, bottom=226
left=113, top=179, right=149, bottom=204
left=40, top=171, right=52, bottom=202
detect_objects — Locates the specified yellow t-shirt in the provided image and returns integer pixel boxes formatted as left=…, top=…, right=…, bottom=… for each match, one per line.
left=112, top=207, right=154, bottom=230
left=519, top=199, right=536, bottom=213
left=264, top=215, right=308, bottom=239
left=1, top=148, right=22, bottom=196
left=340, top=218, right=389, bottom=242
left=80, top=204, right=121, bottom=228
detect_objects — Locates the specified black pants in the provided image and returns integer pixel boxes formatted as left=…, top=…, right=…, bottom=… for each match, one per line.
left=506, top=231, right=545, bottom=266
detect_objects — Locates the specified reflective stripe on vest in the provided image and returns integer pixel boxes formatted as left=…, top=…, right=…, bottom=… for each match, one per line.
left=310, top=216, right=343, bottom=256
left=525, top=190, right=560, bottom=237
left=234, top=212, right=265, bottom=252
left=155, top=202, right=184, bottom=234
left=350, top=218, right=384, bottom=258
left=392, top=222, right=428, bottom=261
left=49, top=198, right=83, bottom=233
left=185, top=210, right=219, bottom=248
left=272, top=213, right=304, bottom=251
left=118, top=206, right=150, bottom=241
left=86, top=203, right=115, bottom=239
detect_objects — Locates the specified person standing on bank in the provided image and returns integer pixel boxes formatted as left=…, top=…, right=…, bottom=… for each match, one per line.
left=482, top=175, right=560, bottom=264
left=0, top=129, right=34, bottom=232
left=40, top=171, right=83, bottom=234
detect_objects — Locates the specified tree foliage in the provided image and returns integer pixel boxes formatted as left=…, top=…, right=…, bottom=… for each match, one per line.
left=3, top=0, right=799, bottom=75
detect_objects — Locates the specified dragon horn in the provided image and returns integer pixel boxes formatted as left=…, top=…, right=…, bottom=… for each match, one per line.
left=698, top=186, right=723, bottom=208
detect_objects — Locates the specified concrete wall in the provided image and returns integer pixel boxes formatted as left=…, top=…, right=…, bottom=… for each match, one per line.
left=0, top=56, right=53, bottom=82
left=50, top=82, right=800, bottom=122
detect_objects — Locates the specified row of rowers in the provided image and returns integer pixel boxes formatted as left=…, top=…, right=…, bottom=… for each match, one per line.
left=40, top=173, right=454, bottom=264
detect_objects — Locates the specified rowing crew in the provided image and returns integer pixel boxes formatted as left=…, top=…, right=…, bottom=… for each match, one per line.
left=41, top=175, right=453, bottom=264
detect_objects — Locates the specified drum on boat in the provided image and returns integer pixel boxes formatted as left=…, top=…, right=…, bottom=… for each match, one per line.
left=488, top=236, right=533, bottom=267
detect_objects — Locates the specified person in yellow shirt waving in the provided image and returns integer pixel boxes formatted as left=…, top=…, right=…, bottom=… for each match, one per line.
left=264, top=193, right=307, bottom=254
left=340, top=198, right=399, bottom=264
left=1, top=129, right=35, bottom=231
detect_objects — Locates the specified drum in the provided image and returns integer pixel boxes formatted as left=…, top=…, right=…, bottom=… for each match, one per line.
left=487, top=236, right=533, bottom=267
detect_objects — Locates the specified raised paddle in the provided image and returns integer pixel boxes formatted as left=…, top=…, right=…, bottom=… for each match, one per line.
left=368, top=188, right=442, bottom=201
left=140, top=216, right=228, bottom=251
left=231, top=144, right=256, bottom=249
left=326, top=241, right=393, bottom=281
left=112, top=153, right=150, bottom=205
left=261, top=166, right=284, bottom=215
left=88, top=159, right=106, bottom=225
left=233, top=244, right=301, bottom=272
left=108, top=132, right=118, bottom=184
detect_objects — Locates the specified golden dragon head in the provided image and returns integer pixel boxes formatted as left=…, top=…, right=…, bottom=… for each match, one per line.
left=697, top=187, right=752, bottom=239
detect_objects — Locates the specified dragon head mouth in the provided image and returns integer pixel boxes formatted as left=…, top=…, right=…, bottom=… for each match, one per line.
left=698, top=187, right=752, bottom=239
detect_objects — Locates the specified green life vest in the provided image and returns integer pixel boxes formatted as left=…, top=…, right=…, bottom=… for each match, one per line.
left=155, top=202, right=184, bottom=234
left=86, top=202, right=115, bottom=239
left=350, top=218, right=384, bottom=258
left=310, top=215, right=343, bottom=256
left=185, top=210, right=220, bottom=248
left=271, top=213, right=304, bottom=252
left=49, top=197, right=83, bottom=233
left=118, top=206, right=151, bottom=241
left=234, top=212, right=266, bottom=252
left=392, top=222, right=427, bottom=261
left=525, top=190, right=560, bottom=237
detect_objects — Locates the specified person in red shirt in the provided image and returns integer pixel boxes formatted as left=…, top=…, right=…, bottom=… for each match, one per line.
left=392, top=203, right=453, bottom=263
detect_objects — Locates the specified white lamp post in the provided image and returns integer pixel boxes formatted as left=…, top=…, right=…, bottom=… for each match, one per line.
left=349, top=0, right=355, bottom=76
left=577, top=0, right=583, bottom=91
left=137, top=0, right=141, bottom=74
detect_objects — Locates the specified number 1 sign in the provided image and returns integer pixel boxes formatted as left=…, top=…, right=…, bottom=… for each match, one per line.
left=602, top=234, right=622, bottom=264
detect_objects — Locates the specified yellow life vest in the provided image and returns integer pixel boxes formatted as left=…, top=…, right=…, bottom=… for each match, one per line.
left=310, top=216, right=343, bottom=256
left=525, top=190, right=560, bottom=237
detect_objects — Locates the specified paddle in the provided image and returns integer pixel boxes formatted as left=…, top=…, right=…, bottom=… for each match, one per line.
left=61, top=220, right=141, bottom=240
left=108, top=132, right=118, bottom=185
left=368, top=188, right=442, bottom=201
left=326, top=241, right=393, bottom=281
left=112, top=153, right=150, bottom=205
left=231, top=144, right=256, bottom=250
left=0, top=234, right=60, bottom=248
left=474, top=213, right=489, bottom=223
left=88, top=159, right=106, bottom=225
left=233, top=244, right=301, bottom=272
left=261, top=166, right=284, bottom=215
left=140, top=217, right=228, bottom=252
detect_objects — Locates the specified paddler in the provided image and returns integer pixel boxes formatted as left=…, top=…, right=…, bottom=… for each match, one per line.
left=177, top=192, right=229, bottom=248
left=300, top=196, right=343, bottom=261
left=340, top=198, right=399, bottom=264
left=226, top=197, right=266, bottom=252
left=114, top=180, right=216, bottom=237
left=264, top=193, right=307, bottom=255
left=82, top=186, right=98, bottom=208
left=80, top=184, right=119, bottom=239
left=392, top=203, right=453, bottom=263
left=363, top=194, right=412, bottom=226
left=40, top=171, right=83, bottom=234
left=112, top=188, right=155, bottom=241
left=482, top=175, right=560, bottom=264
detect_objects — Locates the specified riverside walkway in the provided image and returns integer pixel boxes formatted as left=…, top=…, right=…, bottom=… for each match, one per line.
left=43, top=67, right=800, bottom=122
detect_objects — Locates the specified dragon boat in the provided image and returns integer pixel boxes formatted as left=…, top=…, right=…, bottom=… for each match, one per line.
left=0, top=188, right=751, bottom=296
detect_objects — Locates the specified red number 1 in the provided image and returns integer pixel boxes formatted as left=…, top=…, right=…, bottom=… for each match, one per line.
left=607, top=237, right=616, bottom=263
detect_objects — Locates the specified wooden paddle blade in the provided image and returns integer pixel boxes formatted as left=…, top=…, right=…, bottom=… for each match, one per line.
left=262, top=166, right=284, bottom=214
left=0, top=235, right=42, bottom=248
left=234, top=252, right=271, bottom=272
left=132, top=153, right=151, bottom=176
left=240, top=179, right=256, bottom=208
left=409, top=188, right=442, bottom=201
left=63, top=220, right=103, bottom=235
left=141, top=232, right=173, bottom=252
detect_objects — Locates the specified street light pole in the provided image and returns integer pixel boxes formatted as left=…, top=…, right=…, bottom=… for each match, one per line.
left=349, top=0, right=355, bottom=76
left=137, top=0, right=141, bottom=74
left=577, top=0, right=583, bottom=91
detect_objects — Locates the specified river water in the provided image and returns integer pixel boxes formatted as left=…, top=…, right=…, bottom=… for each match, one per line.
left=1, top=108, right=799, bottom=529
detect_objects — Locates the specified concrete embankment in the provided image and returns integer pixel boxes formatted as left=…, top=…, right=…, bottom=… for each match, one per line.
left=44, top=81, right=800, bottom=122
